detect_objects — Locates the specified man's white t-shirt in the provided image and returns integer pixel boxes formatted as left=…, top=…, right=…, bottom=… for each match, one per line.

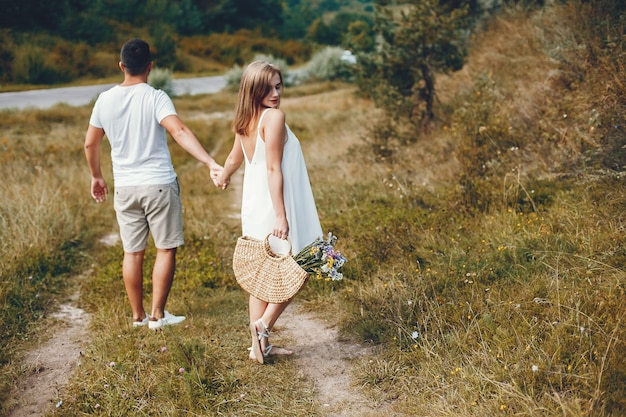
left=89, top=83, right=177, bottom=187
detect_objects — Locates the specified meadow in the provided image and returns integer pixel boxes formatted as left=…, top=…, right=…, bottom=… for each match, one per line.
left=1, top=2, right=624, bottom=416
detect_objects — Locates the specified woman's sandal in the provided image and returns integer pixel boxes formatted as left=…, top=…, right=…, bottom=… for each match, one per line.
left=249, top=319, right=293, bottom=363
left=249, top=319, right=270, bottom=364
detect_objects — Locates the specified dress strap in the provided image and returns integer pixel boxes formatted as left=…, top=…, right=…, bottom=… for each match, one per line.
left=257, top=108, right=272, bottom=132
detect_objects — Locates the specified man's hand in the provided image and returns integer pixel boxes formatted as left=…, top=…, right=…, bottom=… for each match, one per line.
left=210, top=164, right=229, bottom=189
left=91, top=177, right=108, bottom=203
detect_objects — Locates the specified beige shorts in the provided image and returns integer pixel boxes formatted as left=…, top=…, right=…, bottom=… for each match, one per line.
left=113, top=180, right=184, bottom=253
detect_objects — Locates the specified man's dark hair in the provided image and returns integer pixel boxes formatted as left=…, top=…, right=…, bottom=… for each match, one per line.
left=120, top=39, right=151, bottom=76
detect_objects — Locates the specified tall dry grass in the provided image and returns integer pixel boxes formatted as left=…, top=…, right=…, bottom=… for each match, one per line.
left=2, top=2, right=624, bottom=415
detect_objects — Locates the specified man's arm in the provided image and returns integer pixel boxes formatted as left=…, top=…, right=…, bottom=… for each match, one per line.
left=161, top=115, right=223, bottom=183
left=84, top=125, right=108, bottom=203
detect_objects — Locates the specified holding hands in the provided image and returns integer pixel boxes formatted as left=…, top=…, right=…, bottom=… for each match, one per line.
left=215, top=171, right=231, bottom=190
left=208, top=162, right=226, bottom=188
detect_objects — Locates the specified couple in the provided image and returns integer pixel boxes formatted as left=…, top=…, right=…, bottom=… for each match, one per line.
left=84, top=39, right=321, bottom=363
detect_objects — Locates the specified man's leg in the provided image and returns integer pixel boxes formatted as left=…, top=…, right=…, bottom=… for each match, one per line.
left=123, top=250, right=146, bottom=322
left=150, top=247, right=176, bottom=320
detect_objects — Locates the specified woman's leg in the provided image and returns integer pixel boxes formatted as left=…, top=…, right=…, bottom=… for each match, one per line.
left=249, top=295, right=293, bottom=360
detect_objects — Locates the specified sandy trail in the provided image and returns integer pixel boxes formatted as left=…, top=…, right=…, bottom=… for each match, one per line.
left=8, top=274, right=92, bottom=416
left=277, top=305, right=384, bottom=416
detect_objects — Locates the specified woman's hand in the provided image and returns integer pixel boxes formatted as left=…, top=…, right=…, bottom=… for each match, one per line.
left=273, top=216, right=289, bottom=240
left=215, top=173, right=230, bottom=190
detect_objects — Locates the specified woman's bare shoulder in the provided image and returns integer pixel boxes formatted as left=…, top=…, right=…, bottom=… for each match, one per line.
left=263, top=107, right=286, bottom=125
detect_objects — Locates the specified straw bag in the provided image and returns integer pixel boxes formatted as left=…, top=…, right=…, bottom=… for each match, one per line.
left=232, top=235, right=309, bottom=303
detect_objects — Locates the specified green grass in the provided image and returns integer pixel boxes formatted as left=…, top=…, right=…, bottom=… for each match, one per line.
left=54, top=242, right=317, bottom=416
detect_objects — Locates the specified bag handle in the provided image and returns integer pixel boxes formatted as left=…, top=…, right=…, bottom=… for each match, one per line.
left=263, top=234, right=292, bottom=259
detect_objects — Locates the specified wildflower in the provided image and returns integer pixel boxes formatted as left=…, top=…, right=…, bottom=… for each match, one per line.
left=294, top=233, right=347, bottom=281
left=179, top=367, right=185, bottom=374
left=411, top=331, right=420, bottom=340
left=109, top=362, right=115, bottom=367
left=161, top=346, right=167, bottom=352
left=532, top=365, right=539, bottom=372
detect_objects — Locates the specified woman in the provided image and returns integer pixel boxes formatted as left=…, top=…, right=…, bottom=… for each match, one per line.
left=217, top=61, right=322, bottom=364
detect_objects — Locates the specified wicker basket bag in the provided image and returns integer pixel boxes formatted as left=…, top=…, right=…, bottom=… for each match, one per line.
left=232, top=235, right=309, bottom=303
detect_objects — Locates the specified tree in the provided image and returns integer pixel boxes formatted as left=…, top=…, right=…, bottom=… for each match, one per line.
left=355, top=0, right=469, bottom=142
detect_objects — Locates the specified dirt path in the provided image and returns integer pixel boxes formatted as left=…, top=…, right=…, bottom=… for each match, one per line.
left=222, top=129, right=383, bottom=415
left=277, top=305, right=384, bottom=416
left=8, top=274, right=92, bottom=416
left=8, top=234, right=116, bottom=416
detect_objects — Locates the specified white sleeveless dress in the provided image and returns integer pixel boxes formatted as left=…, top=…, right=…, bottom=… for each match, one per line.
left=240, top=109, right=322, bottom=254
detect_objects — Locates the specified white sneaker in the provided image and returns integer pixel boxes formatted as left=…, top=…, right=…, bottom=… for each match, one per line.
left=148, top=311, right=186, bottom=330
left=132, top=314, right=151, bottom=327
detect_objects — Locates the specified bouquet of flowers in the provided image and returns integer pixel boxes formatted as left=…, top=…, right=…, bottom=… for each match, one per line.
left=294, top=232, right=347, bottom=281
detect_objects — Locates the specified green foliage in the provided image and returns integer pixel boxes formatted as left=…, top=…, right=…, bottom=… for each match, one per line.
left=151, top=23, right=178, bottom=70
left=180, top=30, right=310, bottom=68
left=0, top=30, right=15, bottom=83
left=12, top=45, right=61, bottom=85
left=307, top=11, right=374, bottom=46
left=0, top=1, right=374, bottom=86
left=452, top=74, right=522, bottom=211
left=344, top=20, right=376, bottom=51
left=355, top=0, right=469, bottom=149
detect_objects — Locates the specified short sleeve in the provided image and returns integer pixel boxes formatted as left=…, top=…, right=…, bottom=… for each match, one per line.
left=88, top=96, right=103, bottom=128
left=155, top=90, right=177, bottom=123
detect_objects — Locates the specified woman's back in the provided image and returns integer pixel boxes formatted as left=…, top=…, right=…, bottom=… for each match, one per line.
left=240, top=110, right=321, bottom=253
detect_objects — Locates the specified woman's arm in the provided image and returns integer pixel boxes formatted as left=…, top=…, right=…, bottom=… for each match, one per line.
left=216, top=135, right=244, bottom=189
left=263, top=109, right=289, bottom=239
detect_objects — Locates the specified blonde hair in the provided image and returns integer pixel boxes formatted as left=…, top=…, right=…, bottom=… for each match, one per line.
left=233, top=61, right=284, bottom=136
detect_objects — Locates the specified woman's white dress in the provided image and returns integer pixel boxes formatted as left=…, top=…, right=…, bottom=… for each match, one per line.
left=240, top=109, right=322, bottom=254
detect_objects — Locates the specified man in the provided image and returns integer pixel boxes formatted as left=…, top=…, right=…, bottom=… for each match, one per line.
left=84, top=38, right=222, bottom=330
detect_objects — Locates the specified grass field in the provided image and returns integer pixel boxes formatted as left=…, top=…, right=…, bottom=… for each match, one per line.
left=1, top=2, right=624, bottom=416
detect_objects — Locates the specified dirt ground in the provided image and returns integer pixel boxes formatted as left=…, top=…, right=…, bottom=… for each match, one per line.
left=278, top=305, right=388, bottom=416
left=8, top=276, right=92, bottom=416
left=8, top=277, right=382, bottom=417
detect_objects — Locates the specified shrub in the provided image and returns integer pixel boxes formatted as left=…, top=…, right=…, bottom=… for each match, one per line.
left=12, top=45, right=62, bottom=84
left=148, top=67, right=175, bottom=97
left=302, top=46, right=355, bottom=83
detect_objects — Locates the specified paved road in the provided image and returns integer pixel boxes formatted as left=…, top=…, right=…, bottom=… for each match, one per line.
left=0, top=75, right=227, bottom=110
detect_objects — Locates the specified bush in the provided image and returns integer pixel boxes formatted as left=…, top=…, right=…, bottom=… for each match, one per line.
left=148, top=67, right=175, bottom=97
left=302, top=46, right=355, bottom=83
left=179, top=30, right=310, bottom=68
left=12, top=45, right=64, bottom=84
